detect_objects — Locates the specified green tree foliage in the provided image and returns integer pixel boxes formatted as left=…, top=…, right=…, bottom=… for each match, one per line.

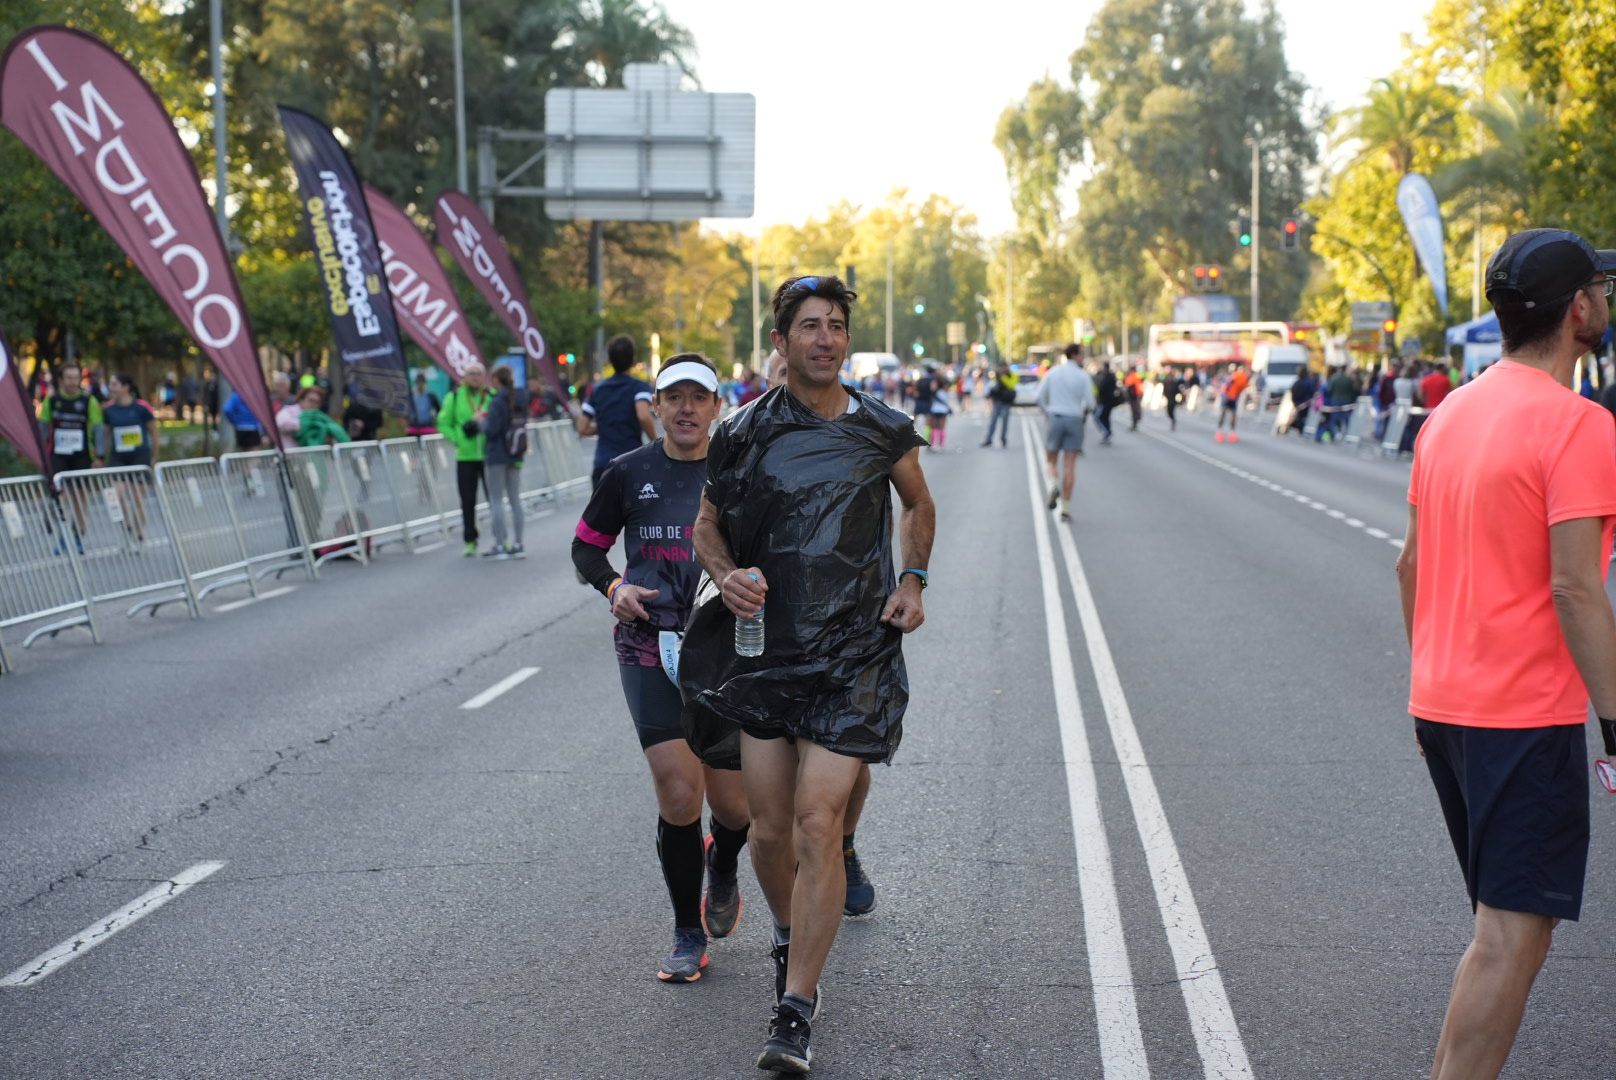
left=996, top=0, right=1318, bottom=353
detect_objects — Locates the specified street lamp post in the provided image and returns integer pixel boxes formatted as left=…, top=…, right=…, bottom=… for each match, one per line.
left=452, top=0, right=467, bottom=193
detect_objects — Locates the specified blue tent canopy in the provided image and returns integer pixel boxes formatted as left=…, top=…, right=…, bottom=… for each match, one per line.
left=1445, top=311, right=1500, bottom=346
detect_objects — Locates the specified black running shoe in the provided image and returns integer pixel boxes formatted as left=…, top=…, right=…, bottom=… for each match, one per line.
left=1045, top=485, right=1059, bottom=511
left=770, top=940, right=823, bottom=1018
left=843, top=847, right=876, bottom=916
left=702, top=834, right=742, bottom=939
left=756, top=999, right=813, bottom=1075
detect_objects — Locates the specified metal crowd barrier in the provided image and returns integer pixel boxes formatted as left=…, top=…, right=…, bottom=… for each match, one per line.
left=517, top=422, right=557, bottom=512
left=534, top=419, right=589, bottom=493
left=282, top=445, right=366, bottom=568
left=1380, top=404, right=1414, bottom=455
left=379, top=437, right=450, bottom=547
left=154, top=458, right=258, bottom=603
left=332, top=441, right=411, bottom=554
left=53, top=465, right=198, bottom=620
left=219, top=450, right=317, bottom=582
left=0, top=476, right=99, bottom=673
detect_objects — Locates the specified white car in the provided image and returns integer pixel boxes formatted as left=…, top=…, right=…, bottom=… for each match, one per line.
left=1013, top=368, right=1042, bottom=406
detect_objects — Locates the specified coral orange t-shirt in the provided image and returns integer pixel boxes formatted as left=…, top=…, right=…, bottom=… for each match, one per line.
left=1408, top=360, right=1616, bottom=728
left=1224, top=371, right=1248, bottom=399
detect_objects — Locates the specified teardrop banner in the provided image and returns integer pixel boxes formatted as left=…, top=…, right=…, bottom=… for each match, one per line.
left=363, top=184, right=483, bottom=382
left=0, top=25, right=281, bottom=445
left=0, top=326, right=47, bottom=475
left=1397, top=173, right=1449, bottom=319
left=433, top=190, right=569, bottom=408
left=278, top=105, right=410, bottom=416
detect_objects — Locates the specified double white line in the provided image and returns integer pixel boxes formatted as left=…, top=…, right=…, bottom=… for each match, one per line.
left=1021, top=416, right=1252, bottom=1080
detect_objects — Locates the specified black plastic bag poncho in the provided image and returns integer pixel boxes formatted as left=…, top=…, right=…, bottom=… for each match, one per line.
left=680, top=386, right=926, bottom=769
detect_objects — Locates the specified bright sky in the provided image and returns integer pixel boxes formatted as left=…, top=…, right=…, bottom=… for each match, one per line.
left=663, top=0, right=1435, bottom=236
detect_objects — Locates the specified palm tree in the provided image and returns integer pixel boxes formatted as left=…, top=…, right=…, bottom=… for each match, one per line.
left=560, top=0, right=696, bottom=88
left=1433, top=87, right=1547, bottom=225
left=1335, top=75, right=1459, bottom=176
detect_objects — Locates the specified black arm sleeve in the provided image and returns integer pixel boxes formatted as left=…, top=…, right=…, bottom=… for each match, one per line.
left=571, top=537, right=619, bottom=596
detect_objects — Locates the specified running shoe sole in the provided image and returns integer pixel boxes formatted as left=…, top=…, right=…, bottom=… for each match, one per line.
left=756, top=1045, right=812, bottom=1074
left=656, top=952, right=709, bottom=984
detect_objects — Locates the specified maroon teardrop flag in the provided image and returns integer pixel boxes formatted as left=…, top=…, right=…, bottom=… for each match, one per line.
left=0, top=326, right=47, bottom=475
left=433, top=190, right=567, bottom=404
left=364, top=185, right=483, bottom=381
left=0, top=25, right=280, bottom=446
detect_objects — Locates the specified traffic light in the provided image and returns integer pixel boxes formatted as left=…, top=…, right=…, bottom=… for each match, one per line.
left=1192, top=264, right=1208, bottom=292
left=1282, top=217, right=1299, bottom=251
left=913, top=298, right=926, bottom=315
left=1207, top=265, right=1223, bottom=292
left=1381, top=318, right=1398, bottom=353
left=1237, top=213, right=1252, bottom=248
left=912, top=340, right=924, bottom=356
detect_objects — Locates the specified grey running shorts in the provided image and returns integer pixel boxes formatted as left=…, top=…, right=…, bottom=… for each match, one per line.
left=1046, top=413, right=1086, bottom=453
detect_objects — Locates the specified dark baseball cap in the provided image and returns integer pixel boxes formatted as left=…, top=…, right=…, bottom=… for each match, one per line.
left=1485, top=228, right=1616, bottom=310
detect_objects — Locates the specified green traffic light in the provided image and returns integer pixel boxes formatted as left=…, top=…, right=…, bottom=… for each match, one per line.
left=1238, top=233, right=1252, bottom=247
left=914, top=304, right=925, bottom=315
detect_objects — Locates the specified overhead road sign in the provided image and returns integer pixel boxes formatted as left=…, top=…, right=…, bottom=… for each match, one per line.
left=541, top=63, right=755, bottom=222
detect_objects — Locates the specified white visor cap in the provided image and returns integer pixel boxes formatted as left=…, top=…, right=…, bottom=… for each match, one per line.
left=654, top=359, right=719, bottom=393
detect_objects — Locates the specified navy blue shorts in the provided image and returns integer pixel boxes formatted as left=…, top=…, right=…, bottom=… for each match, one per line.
left=1415, top=719, right=1589, bottom=921
left=618, top=663, right=685, bottom=750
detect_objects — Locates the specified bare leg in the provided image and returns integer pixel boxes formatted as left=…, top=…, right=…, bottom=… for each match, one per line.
left=1430, top=903, right=1555, bottom=1080
left=703, top=764, right=750, bottom=831
left=843, top=764, right=871, bottom=836
left=1044, top=447, right=1057, bottom=485
left=740, top=733, right=799, bottom=927
left=643, top=738, right=706, bottom=826
left=1060, top=449, right=1078, bottom=503
left=784, top=742, right=863, bottom=999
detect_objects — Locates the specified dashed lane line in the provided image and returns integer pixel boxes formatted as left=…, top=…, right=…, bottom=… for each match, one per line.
left=214, top=586, right=295, bottom=614
left=1141, top=428, right=1406, bottom=552
left=0, top=862, right=226, bottom=988
left=459, top=667, right=541, bottom=710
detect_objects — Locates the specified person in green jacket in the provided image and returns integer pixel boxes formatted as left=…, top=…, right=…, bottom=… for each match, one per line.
left=293, top=386, right=350, bottom=447
left=437, top=361, right=492, bottom=556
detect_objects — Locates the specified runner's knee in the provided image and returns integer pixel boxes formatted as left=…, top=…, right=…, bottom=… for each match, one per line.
left=793, top=801, right=845, bottom=853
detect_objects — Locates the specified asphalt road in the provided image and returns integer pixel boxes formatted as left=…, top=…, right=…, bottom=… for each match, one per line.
left=2, top=400, right=1614, bottom=1079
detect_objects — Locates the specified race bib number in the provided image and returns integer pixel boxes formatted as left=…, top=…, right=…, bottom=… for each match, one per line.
left=53, top=427, right=84, bottom=455
left=113, top=425, right=144, bottom=451
left=658, top=630, right=683, bottom=686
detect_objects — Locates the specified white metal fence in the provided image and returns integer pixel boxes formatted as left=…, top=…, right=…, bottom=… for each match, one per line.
left=0, top=425, right=594, bottom=674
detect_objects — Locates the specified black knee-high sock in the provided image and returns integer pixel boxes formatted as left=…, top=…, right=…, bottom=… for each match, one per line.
left=656, top=817, right=705, bottom=929
left=709, top=816, right=749, bottom=875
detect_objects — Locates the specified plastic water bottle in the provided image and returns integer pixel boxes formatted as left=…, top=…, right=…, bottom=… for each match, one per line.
left=735, top=574, right=765, bottom=657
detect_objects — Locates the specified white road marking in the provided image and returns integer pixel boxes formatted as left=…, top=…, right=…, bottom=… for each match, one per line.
left=1020, top=430, right=1151, bottom=1078
left=1032, top=420, right=1255, bottom=1079
left=460, top=667, right=541, bottom=710
left=1143, top=428, right=1399, bottom=553
left=214, top=586, right=294, bottom=614
left=1, top=861, right=226, bottom=988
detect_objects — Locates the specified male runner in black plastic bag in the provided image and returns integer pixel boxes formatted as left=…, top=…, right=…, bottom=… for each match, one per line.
left=688, top=275, right=936, bottom=1075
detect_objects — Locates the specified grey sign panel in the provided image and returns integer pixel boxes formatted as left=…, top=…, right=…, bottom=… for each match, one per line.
left=1350, top=301, right=1395, bottom=330
left=543, top=63, right=755, bottom=222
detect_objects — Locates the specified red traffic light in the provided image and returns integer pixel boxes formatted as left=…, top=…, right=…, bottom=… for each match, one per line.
left=1192, top=265, right=1207, bottom=279
left=1283, top=219, right=1298, bottom=235
left=1382, top=319, right=1397, bottom=333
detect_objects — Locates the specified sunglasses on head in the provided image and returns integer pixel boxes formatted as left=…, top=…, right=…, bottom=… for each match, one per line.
left=783, top=276, right=822, bottom=295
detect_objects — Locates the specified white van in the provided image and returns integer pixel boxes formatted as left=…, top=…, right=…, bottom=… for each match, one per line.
left=1252, top=344, right=1309, bottom=404
left=847, top=352, right=900, bottom=383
